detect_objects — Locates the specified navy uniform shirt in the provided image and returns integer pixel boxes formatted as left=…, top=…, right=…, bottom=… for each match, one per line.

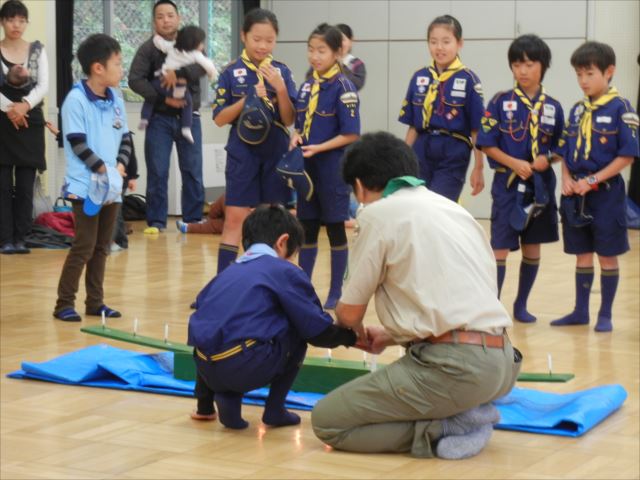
left=477, top=89, right=565, bottom=169
left=187, top=255, right=333, bottom=354
left=559, top=97, right=639, bottom=175
left=398, top=67, right=484, bottom=136
left=294, top=74, right=360, bottom=145
left=212, top=57, right=297, bottom=128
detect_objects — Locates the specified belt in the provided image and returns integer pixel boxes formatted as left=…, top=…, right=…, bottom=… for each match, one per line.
left=421, top=330, right=505, bottom=349
left=196, top=339, right=257, bottom=362
left=494, top=167, right=519, bottom=188
left=424, top=128, right=473, bottom=149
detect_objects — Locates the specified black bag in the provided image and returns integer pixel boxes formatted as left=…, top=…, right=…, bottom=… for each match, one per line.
left=23, top=224, right=73, bottom=249
left=122, top=194, right=147, bottom=221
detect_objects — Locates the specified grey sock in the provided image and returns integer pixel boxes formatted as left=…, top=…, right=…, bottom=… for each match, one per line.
left=436, top=424, right=494, bottom=460
left=441, top=403, right=500, bottom=436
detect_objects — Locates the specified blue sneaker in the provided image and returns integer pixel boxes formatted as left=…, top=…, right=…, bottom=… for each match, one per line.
left=176, top=220, right=188, bottom=233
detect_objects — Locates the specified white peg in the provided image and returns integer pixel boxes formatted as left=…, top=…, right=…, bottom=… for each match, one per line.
left=133, top=317, right=138, bottom=336
left=164, top=323, right=169, bottom=343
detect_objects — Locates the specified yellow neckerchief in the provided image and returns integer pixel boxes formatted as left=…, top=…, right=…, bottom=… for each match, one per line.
left=240, top=49, right=273, bottom=84
left=513, top=83, right=546, bottom=160
left=240, top=49, right=274, bottom=110
left=422, top=56, right=465, bottom=129
left=302, top=63, right=341, bottom=140
left=574, top=87, right=619, bottom=162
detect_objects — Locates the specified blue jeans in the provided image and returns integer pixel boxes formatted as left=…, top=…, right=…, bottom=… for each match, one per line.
left=144, top=113, right=204, bottom=227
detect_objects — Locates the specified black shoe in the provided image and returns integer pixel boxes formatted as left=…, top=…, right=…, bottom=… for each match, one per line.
left=0, top=243, right=16, bottom=254
left=13, top=241, right=30, bottom=254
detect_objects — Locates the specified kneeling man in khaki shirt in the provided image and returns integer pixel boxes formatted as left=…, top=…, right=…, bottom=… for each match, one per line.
left=311, top=131, right=522, bottom=459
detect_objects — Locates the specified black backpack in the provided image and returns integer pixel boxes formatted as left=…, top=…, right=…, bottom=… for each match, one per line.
left=122, top=194, right=147, bottom=221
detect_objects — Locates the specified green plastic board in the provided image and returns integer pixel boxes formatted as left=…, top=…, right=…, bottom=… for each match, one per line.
left=80, top=326, right=574, bottom=386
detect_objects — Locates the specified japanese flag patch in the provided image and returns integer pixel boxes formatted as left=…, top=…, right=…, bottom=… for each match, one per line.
left=416, top=76, right=430, bottom=86
left=503, top=101, right=517, bottom=112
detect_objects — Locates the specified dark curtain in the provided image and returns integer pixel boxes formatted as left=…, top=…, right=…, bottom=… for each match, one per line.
left=242, top=0, right=260, bottom=16
left=627, top=54, right=640, bottom=204
left=55, top=0, right=74, bottom=147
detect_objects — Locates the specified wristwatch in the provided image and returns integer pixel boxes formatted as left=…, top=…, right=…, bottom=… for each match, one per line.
left=586, top=175, right=599, bottom=191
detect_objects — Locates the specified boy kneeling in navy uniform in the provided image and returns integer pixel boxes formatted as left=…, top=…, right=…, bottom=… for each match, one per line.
left=188, top=205, right=358, bottom=429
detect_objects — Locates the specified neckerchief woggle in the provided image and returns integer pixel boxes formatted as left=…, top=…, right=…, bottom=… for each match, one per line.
left=236, top=243, right=278, bottom=263
left=382, top=176, right=426, bottom=198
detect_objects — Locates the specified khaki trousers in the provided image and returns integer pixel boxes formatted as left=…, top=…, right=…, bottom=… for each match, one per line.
left=311, top=336, right=521, bottom=457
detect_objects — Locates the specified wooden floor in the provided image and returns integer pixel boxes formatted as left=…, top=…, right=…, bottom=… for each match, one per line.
left=1, top=220, right=638, bottom=479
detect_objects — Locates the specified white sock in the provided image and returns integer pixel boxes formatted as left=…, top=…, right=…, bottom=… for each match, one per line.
left=181, top=127, right=195, bottom=144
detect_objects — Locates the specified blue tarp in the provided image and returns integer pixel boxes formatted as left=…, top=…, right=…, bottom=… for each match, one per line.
left=7, top=344, right=626, bottom=437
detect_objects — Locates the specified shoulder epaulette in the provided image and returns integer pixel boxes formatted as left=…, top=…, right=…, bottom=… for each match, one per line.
left=490, top=90, right=509, bottom=104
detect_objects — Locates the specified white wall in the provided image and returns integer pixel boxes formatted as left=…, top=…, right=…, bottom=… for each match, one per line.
left=23, top=0, right=639, bottom=219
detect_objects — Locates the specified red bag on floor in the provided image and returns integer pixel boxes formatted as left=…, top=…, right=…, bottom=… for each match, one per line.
left=34, top=212, right=76, bottom=238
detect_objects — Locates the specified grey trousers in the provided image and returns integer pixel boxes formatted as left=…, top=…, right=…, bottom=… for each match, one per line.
left=311, top=335, right=521, bottom=457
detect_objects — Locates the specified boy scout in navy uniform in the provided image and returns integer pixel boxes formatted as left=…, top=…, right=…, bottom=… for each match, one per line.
left=477, top=35, right=564, bottom=324
left=188, top=205, right=358, bottom=429
left=290, top=24, right=360, bottom=310
left=551, top=41, right=639, bottom=332
left=212, top=9, right=298, bottom=274
left=399, top=15, right=485, bottom=202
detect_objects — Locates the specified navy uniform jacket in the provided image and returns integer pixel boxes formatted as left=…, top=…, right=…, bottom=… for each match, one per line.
left=398, top=67, right=484, bottom=137
left=559, top=97, right=639, bottom=175
left=477, top=89, right=565, bottom=169
left=294, top=73, right=360, bottom=146
left=212, top=57, right=297, bottom=150
left=188, top=255, right=333, bottom=354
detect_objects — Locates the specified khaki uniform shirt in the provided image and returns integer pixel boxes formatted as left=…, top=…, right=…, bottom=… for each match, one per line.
left=341, top=186, right=512, bottom=343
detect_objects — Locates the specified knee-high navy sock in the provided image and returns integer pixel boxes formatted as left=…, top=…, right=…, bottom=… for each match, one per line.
left=496, top=260, right=506, bottom=298
left=513, top=257, right=539, bottom=323
left=262, top=342, right=306, bottom=427
left=551, top=267, right=593, bottom=326
left=595, top=268, right=619, bottom=332
left=324, top=245, right=348, bottom=310
left=194, top=371, right=215, bottom=415
left=298, top=244, right=318, bottom=279
left=215, top=391, right=248, bottom=429
left=217, top=243, right=238, bottom=274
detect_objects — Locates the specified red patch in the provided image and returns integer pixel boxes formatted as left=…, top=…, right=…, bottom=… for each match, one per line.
left=484, top=110, right=492, bottom=117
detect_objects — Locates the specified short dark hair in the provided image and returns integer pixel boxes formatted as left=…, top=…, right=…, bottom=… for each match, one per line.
left=175, top=25, right=206, bottom=52
left=428, top=15, right=462, bottom=41
left=336, top=23, right=353, bottom=40
left=508, top=34, right=552, bottom=80
left=242, top=205, right=304, bottom=257
left=0, top=0, right=28, bottom=20
left=342, top=132, right=419, bottom=191
left=153, top=0, right=178, bottom=17
left=309, top=23, right=343, bottom=53
left=242, top=8, right=279, bottom=35
left=76, top=34, right=121, bottom=76
left=571, top=41, right=616, bottom=73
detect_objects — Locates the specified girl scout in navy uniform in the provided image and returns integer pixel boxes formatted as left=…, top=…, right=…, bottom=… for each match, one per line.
left=188, top=206, right=357, bottom=429
left=551, top=41, right=639, bottom=332
left=477, top=35, right=564, bottom=324
left=398, top=15, right=485, bottom=202
left=290, top=23, right=360, bottom=310
left=212, top=9, right=297, bottom=274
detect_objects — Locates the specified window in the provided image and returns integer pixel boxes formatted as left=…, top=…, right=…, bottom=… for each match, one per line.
left=72, top=0, right=234, bottom=103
